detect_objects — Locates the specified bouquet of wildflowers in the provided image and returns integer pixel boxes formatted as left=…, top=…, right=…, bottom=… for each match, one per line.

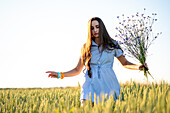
left=115, top=8, right=161, bottom=79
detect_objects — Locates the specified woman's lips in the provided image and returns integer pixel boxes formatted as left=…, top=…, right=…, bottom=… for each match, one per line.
left=95, top=33, right=98, bottom=35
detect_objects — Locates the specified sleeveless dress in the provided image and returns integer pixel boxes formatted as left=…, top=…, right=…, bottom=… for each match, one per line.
left=80, top=40, right=123, bottom=103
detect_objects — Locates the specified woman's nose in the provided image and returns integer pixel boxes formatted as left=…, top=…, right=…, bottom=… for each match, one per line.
left=94, top=28, right=97, bottom=31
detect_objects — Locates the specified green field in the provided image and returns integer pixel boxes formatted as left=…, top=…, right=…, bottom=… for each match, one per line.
left=0, top=81, right=169, bottom=113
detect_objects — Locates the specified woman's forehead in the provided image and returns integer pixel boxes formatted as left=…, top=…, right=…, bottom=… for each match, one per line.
left=92, top=20, right=99, bottom=26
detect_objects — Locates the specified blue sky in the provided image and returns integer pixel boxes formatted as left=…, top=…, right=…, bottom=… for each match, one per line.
left=0, top=0, right=170, bottom=88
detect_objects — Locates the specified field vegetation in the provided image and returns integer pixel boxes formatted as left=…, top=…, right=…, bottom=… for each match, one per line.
left=0, top=81, right=169, bottom=113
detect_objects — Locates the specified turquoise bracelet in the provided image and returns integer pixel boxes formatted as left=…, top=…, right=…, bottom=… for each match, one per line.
left=57, top=72, right=61, bottom=79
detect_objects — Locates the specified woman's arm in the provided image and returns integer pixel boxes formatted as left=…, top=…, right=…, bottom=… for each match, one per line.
left=46, top=57, right=84, bottom=78
left=116, top=55, right=148, bottom=70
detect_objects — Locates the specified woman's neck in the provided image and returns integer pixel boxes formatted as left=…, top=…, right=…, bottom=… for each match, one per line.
left=94, top=38, right=100, bottom=45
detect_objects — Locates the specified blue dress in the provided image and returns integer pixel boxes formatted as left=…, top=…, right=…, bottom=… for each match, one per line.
left=80, top=40, right=123, bottom=103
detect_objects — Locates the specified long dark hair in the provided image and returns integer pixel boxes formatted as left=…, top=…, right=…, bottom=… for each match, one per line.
left=81, top=17, right=122, bottom=78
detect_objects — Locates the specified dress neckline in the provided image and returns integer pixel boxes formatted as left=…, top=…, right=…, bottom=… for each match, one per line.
left=92, top=40, right=98, bottom=46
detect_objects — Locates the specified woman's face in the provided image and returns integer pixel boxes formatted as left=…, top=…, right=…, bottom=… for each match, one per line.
left=91, top=20, right=99, bottom=38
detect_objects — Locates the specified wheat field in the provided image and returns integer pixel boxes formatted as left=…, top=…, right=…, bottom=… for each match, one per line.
left=0, top=81, right=169, bottom=113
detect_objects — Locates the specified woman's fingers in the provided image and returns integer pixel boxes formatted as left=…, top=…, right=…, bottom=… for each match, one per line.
left=139, top=64, right=143, bottom=70
left=46, top=71, right=58, bottom=78
left=144, top=63, right=149, bottom=70
left=46, top=71, right=55, bottom=73
left=139, top=63, right=149, bottom=70
left=48, top=74, right=58, bottom=78
left=46, top=71, right=56, bottom=75
left=48, top=74, right=52, bottom=78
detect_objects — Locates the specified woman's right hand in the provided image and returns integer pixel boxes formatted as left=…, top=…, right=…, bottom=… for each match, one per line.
left=46, top=71, right=58, bottom=78
left=139, top=63, right=149, bottom=71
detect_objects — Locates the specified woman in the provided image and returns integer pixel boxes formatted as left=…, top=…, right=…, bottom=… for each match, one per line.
left=46, top=17, right=148, bottom=106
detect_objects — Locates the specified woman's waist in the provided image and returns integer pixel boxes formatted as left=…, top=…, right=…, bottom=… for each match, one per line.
left=90, top=64, right=112, bottom=68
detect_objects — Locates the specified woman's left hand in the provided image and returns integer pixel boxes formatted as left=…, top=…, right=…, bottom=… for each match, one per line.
left=139, top=63, right=149, bottom=70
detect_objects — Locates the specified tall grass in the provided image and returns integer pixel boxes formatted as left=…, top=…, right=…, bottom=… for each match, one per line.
left=0, top=81, right=169, bottom=113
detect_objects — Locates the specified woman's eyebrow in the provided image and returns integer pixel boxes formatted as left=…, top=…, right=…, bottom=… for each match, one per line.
left=91, top=25, right=99, bottom=27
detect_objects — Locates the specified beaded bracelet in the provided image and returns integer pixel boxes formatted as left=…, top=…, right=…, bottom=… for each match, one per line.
left=60, top=72, right=64, bottom=79
left=57, top=72, right=61, bottom=79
